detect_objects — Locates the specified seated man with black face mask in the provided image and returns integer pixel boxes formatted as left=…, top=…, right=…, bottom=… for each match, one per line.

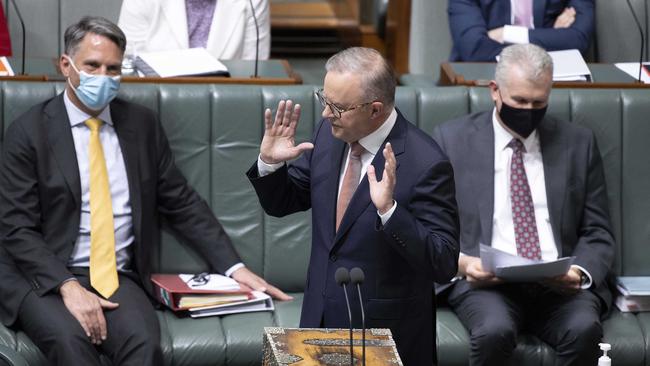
left=433, top=44, right=614, bottom=366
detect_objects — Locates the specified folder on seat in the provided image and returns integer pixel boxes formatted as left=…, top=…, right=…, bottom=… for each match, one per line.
left=151, top=273, right=250, bottom=311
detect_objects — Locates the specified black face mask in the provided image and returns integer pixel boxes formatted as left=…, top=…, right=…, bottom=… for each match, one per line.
left=497, top=95, right=547, bottom=138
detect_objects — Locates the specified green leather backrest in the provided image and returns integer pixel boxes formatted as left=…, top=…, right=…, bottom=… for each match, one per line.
left=1, top=82, right=648, bottom=293
left=4, top=0, right=123, bottom=58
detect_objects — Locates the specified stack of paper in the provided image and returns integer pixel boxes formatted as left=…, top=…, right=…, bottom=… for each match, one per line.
left=135, top=48, right=229, bottom=78
left=548, top=49, right=591, bottom=82
left=151, top=273, right=273, bottom=313
left=616, top=276, right=650, bottom=312
left=479, top=244, right=575, bottom=282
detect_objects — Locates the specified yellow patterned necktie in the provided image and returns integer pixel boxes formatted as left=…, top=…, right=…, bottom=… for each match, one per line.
left=85, top=118, right=119, bottom=299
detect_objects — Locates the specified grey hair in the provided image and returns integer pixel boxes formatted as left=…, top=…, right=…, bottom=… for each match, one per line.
left=325, top=47, right=396, bottom=108
left=64, top=16, right=126, bottom=56
left=495, top=44, right=553, bottom=87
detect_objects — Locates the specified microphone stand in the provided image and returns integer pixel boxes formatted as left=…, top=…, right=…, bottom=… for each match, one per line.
left=350, top=267, right=366, bottom=366
left=335, top=267, right=354, bottom=366
left=8, top=0, right=25, bottom=75
left=247, top=0, right=260, bottom=78
left=626, top=0, right=645, bottom=82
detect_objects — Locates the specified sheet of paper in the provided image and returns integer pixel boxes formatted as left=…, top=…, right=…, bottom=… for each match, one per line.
left=189, top=291, right=274, bottom=317
left=0, top=57, right=14, bottom=76
left=480, top=244, right=575, bottom=282
left=136, top=48, right=228, bottom=78
left=548, top=49, right=591, bottom=81
left=179, top=273, right=241, bottom=291
left=614, top=62, right=650, bottom=83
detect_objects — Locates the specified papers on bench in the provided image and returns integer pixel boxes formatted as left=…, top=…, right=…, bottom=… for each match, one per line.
left=0, top=57, right=13, bottom=76
left=151, top=273, right=275, bottom=316
left=614, top=62, right=650, bottom=83
left=548, top=49, right=591, bottom=81
left=135, top=48, right=230, bottom=78
left=615, top=277, right=650, bottom=312
left=479, top=244, right=575, bottom=282
left=189, top=291, right=274, bottom=318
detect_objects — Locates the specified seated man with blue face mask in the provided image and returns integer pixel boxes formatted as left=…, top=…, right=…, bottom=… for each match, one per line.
left=0, top=16, right=290, bottom=365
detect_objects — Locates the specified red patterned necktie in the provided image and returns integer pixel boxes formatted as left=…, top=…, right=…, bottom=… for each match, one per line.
left=336, top=142, right=365, bottom=231
left=508, top=138, right=542, bottom=260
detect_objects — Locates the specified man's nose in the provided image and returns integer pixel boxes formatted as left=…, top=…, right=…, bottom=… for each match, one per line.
left=322, top=104, right=334, bottom=119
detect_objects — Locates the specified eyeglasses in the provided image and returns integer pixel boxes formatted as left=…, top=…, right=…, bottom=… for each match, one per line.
left=186, top=272, right=210, bottom=286
left=316, top=89, right=373, bottom=119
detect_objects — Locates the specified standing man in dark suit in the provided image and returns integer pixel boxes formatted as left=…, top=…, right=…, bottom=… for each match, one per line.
left=433, top=44, right=614, bottom=365
left=0, top=16, right=289, bottom=366
left=246, top=47, right=460, bottom=365
left=448, top=0, right=594, bottom=61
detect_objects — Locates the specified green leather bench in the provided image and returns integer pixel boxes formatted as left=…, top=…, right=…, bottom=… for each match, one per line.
left=0, top=82, right=648, bottom=365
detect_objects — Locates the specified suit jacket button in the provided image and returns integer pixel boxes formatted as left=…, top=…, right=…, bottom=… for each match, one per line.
left=329, top=254, right=337, bottom=262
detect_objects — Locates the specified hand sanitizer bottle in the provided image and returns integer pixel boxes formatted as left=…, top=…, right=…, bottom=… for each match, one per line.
left=598, top=343, right=611, bottom=366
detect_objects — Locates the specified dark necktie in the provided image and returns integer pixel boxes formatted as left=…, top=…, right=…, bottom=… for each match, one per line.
left=336, top=142, right=365, bottom=231
left=508, top=138, right=542, bottom=260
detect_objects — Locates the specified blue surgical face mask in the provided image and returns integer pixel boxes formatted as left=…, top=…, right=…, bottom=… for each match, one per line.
left=66, top=56, right=121, bottom=111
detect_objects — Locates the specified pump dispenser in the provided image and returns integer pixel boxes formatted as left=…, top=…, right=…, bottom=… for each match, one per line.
left=598, top=343, right=611, bottom=366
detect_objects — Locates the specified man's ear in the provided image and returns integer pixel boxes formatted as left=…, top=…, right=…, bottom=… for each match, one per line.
left=370, top=101, right=384, bottom=118
left=60, top=54, right=72, bottom=78
left=489, top=80, right=499, bottom=104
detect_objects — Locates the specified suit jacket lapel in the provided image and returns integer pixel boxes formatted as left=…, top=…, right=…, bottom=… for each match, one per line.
left=473, top=113, right=495, bottom=246
left=45, top=95, right=81, bottom=207
left=538, top=118, right=566, bottom=255
left=332, top=112, right=406, bottom=249
left=207, top=0, right=245, bottom=58
left=533, top=0, right=546, bottom=28
left=111, top=102, right=143, bottom=245
left=162, top=0, right=190, bottom=49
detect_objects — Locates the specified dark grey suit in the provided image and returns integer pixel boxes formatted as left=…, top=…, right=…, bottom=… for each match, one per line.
left=0, top=94, right=241, bottom=365
left=433, top=110, right=614, bottom=365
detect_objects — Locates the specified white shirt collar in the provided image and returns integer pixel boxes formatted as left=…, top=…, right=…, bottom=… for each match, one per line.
left=358, top=108, right=398, bottom=154
left=63, top=89, right=113, bottom=127
left=491, top=107, right=538, bottom=153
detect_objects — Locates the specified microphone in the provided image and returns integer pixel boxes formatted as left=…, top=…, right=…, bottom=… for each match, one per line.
left=247, top=0, right=260, bottom=78
left=335, top=267, right=354, bottom=366
left=7, top=0, right=25, bottom=75
left=626, top=0, right=645, bottom=82
left=350, top=267, right=366, bottom=366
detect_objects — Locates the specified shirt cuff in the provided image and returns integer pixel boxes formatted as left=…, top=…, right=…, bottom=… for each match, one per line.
left=377, top=201, right=397, bottom=225
left=503, top=25, right=530, bottom=44
left=257, top=154, right=284, bottom=177
left=224, top=262, right=245, bottom=277
left=58, top=277, right=78, bottom=293
left=572, top=265, right=593, bottom=289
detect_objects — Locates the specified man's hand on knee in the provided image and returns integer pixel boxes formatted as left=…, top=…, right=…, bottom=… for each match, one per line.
left=59, top=280, right=119, bottom=345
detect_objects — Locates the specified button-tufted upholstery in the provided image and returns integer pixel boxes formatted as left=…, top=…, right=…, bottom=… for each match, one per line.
left=0, top=82, right=648, bottom=365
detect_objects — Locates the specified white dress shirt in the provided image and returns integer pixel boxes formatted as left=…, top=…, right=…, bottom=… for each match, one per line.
left=64, top=90, right=134, bottom=270
left=489, top=108, right=592, bottom=287
left=258, top=109, right=399, bottom=224
left=503, top=0, right=533, bottom=45
left=63, top=91, right=243, bottom=277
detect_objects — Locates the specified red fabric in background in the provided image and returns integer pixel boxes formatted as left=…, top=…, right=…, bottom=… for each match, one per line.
left=0, top=3, right=12, bottom=56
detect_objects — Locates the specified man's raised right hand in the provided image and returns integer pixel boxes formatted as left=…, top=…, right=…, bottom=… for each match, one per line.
left=59, top=280, right=119, bottom=345
left=260, top=100, right=314, bottom=164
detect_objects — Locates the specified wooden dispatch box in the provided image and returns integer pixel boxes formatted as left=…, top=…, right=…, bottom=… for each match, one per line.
left=262, top=327, right=403, bottom=365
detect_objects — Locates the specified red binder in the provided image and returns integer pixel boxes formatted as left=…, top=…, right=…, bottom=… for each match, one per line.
left=151, top=274, right=251, bottom=311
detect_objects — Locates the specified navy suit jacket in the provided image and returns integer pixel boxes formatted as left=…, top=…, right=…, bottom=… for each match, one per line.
left=432, top=111, right=614, bottom=310
left=248, top=111, right=460, bottom=365
left=448, top=0, right=594, bottom=61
